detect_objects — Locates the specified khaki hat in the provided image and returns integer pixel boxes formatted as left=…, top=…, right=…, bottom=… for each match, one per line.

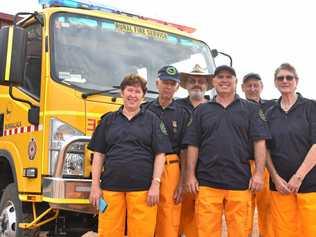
left=180, top=64, right=213, bottom=90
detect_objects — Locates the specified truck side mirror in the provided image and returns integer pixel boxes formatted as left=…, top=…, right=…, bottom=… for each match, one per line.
left=0, top=26, right=9, bottom=84
left=0, top=26, right=27, bottom=86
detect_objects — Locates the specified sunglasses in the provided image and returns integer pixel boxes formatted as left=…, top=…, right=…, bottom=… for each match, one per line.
left=188, top=78, right=207, bottom=84
left=276, top=75, right=295, bottom=81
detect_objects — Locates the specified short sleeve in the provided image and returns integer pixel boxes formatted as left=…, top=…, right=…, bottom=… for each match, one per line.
left=179, top=107, right=192, bottom=149
left=151, top=114, right=173, bottom=154
left=249, top=104, right=271, bottom=141
left=87, top=117, right=108, bottom=154
left=182, top=108, right=201, bottom=147
left=309, top=100, right=316, bottom=144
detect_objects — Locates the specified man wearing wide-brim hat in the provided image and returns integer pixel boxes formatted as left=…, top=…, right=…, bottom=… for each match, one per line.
left=176, top=64, right=213, bottom=111
left=176, top=64, right=213, bottom=237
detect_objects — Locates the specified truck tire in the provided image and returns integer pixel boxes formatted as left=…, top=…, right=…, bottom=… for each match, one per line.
left=0, top=183, right=38, bottom=237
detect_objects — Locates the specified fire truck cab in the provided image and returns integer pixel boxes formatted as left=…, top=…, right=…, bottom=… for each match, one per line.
left=0, top=0, right=216, bottom=235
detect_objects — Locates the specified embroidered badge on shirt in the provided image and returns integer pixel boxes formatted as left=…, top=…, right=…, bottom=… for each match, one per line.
left=172, top=120, right=177, bottom=133
left=258, top=109, right=267, bottom=121
left=187, top=116, right=193, bottom=127
left=160, top=121, right=168, bottom=135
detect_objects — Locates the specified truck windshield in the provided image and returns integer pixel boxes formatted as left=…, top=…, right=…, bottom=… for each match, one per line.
left=51, top=13, right=215, bottom=97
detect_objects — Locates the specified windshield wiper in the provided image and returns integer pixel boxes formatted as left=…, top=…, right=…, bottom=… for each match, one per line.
left=146, top=90, right=159, bottom=95
left=81, top=86, right=120, bottom=99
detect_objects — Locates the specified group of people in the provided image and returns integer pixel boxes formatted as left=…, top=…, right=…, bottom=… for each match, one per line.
left=88, top=62, right=316, bottom=237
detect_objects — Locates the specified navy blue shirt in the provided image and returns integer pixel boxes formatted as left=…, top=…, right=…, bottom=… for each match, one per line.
left=247, top=98, right=276, bottom=114
left=246, top=98, right=276, bottom=160
left=143, top=99, right=190, bottom=154
left=183, top=95, right=271, bottom=190
left=88, top=106, right=172, bottom=192
left=266, top=94, right=316, bottom=193
left=175, top=95, right=210, bottom=112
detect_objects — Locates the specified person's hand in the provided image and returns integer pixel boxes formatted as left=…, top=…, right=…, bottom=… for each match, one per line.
left=288, top=174, right=303, bottom=193
left=249, top=172, right=264, bottom=192
left=147, top=182, right=160, bottom=206
left=186, top=174, right=199, bottom=195
left=272, top=175, right=291, bottom=194
left=89, top=184, right=103, bottom=210
left=173, top=181, right=184, bottom=204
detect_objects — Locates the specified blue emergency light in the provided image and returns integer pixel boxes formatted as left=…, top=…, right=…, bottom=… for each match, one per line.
left=39, top=0, right=119, bottom=13
left=38, top=0, right=196, bottom=33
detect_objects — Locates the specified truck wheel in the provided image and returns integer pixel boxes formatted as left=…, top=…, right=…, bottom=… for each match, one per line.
left=0, top=183, right=38, bottom=237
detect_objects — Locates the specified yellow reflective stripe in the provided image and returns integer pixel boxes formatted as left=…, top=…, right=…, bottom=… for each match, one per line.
left=45, top=111, right=85, bottom=116
left=44, top=111, right=101, bottom=118
left=4, top=27, right=13, bottom=82
left=86, top=112, right=102, bottom=117
left=42, top=196, right=90, bottom=204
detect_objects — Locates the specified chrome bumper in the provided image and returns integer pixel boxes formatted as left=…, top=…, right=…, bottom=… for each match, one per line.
left=43, top=136, right=96, bottom=214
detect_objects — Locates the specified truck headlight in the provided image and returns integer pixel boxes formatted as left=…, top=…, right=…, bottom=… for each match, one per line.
left=49, top=118, right=85, bottom=176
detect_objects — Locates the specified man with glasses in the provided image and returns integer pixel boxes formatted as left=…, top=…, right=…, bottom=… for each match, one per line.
left=184, top=65, right=270, bottom=237
left=176, top=64, right=213, bottom=237
left=241, top=73, right=275, bottom=237
left=176, top=64, right=213, bottom=110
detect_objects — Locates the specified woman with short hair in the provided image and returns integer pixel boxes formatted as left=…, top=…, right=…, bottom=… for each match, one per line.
left=266, top=63, right=316, bottom=237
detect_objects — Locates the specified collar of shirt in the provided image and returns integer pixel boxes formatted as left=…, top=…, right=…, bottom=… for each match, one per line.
left=210, top=94, right=241, bottom=107
left=152, top=98, right=176, bottom=110
left=276, top=93, right=305, bottom=112
left=246, top=98, right=264, bottom=104
left=118, top=105, right=145, bottom=120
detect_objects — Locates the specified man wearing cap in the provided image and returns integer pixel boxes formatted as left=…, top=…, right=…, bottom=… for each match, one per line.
left=143, top=66, right=190, bottom=237
left=242, top=73, right=275, bottom=112
left=242, top=73, right=275, bottom=237
left=176, top=64, right=213, bottom=237
left=184, top=65, right=270, bottom=237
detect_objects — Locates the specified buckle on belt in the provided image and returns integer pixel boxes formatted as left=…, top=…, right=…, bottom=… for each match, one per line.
left=165, top=160, right=179, bottom=165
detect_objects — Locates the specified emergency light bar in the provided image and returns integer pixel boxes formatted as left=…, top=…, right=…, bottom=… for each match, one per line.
left=39, top=0, right=119, bottom=13
left=38, top=0, right=196, bottom=33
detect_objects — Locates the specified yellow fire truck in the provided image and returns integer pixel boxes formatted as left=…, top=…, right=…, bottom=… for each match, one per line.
left=0, top=0, right=216, bottom=235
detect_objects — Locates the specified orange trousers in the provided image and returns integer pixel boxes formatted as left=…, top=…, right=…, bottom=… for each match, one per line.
left=155, top=154, right=181, bottom=237
left=248, top=161, right=273, bottom=237
left=179, top=192, right=197, bottom=237
left=98, top=190, right=157, bottom=237
left=196, top=186, right=251, bottom=237
left=270, top=191, right=316, bottom=237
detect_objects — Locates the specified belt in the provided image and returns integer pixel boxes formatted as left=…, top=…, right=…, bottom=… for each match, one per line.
left=165, top=160, right=179, bottom=165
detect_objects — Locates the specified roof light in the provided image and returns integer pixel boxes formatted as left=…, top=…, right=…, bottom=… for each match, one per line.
left=39, top=0, right=119, bottom=13
left=144, top=17, right=196, bottom=33
left=39, top=0, right=195, bottom=33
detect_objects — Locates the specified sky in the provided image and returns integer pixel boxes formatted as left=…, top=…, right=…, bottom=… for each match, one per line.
left=1, top=0, right=316, bottom=99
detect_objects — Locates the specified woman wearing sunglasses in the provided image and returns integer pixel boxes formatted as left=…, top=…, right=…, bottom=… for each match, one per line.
left=266, top=63, right=316, bottom=237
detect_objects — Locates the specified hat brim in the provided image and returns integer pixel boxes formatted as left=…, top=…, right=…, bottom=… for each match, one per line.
left=158, top=75, right=180, bottom=83
left=179, top=72, right=214, bottom=90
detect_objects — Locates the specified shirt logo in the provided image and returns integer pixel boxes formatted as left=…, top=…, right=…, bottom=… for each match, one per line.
left=187, top=116, right=193, bottom=127
left=172, top=120, right=177, bottom=133
left=160, top=121, right=168, bottom=135
left=258, top=109, right=267, bottom=121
